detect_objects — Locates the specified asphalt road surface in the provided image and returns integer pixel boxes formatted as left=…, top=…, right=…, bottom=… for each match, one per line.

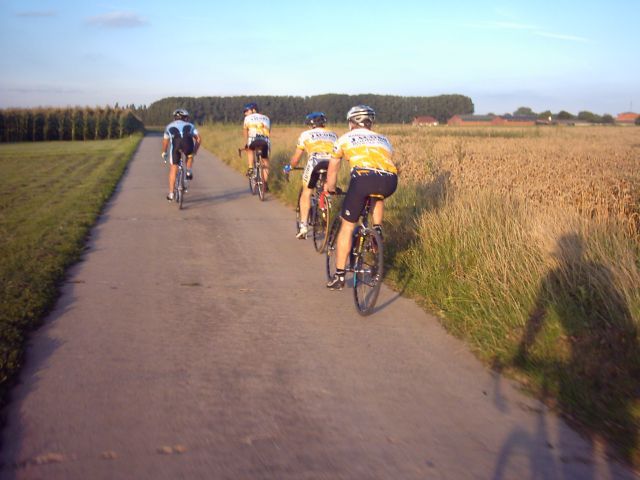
left=0, top=134, right=636, bottom=479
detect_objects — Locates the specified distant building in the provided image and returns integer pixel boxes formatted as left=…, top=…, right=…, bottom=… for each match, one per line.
left=448, top=114, right=547, bottom=126
left=616, top=112, right=639, bottom=124
left=447, top=114, right=502, bottom=126
left=412, top=116, right=438, bottom=126
left=500, top=114, right=538, bottom=126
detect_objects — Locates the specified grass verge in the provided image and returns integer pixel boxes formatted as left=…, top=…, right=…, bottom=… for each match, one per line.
left=0, top=135, right=143, bottom=405
left=199, top=123, right=640, bottom=467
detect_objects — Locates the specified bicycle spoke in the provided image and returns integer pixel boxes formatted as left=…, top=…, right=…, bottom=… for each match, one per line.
left=353, top=229, right=384, bottom=316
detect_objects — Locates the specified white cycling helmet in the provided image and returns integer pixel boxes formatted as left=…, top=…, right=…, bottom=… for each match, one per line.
left=346, top=105, right=375, bottom=126
left=173, top=108, right=189, bottom=120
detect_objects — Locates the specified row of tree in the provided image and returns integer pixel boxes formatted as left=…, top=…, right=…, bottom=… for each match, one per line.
left=511, top=106, right=617, bottom=124
left=135, top=94, right=475, bottom=126
left=0, top=107, right=145, bottom=143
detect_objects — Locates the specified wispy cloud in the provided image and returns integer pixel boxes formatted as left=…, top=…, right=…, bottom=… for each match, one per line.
left=86, top=11, right=147, bottom=28
left=464, top=20, right=589, bottom=43
left=4, top=85, right=83, bottom=94
left=534, top=31, right=589, bottom=43
left=16, top=10, right=57, bottom=18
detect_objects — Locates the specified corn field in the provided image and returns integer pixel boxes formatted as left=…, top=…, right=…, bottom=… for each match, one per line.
left=0, top=107, right=145, bottom=143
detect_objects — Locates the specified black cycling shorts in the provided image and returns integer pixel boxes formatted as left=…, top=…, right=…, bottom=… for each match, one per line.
left=341, top=170, right=398, bottom=223
left=248, top=136, right=270, bottom=159
left=168, top=126, right=195, bottom=165
left=306, top=160, right=330, bottom=188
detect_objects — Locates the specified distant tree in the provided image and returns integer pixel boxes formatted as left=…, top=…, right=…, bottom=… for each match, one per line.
left=514, top=106, right=535, bottom=116
left=538, top=110, right=553, bottom=121
left=557, top=110, right=574, bottom=120
left=636, top=116, right=640, bottom=126
left=601, top=114, right=615, bottom=124
left=577, top=111, right=602, bottom=123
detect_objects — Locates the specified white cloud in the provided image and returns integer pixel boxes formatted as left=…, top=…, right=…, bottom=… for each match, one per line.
left=534, top=31, right=589, bottom=43
left=16, top=10, right=57, bottom=17
left=86, top=11, right=147, bottom=28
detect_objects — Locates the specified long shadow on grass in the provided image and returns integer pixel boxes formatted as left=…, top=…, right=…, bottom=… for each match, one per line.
left=511, top=232, right=639, bottom=473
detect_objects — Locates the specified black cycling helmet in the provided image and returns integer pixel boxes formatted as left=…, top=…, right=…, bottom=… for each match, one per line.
left=173, top=108, right=189, bottom=120
left=346, top=105, right=375, bottom=127
left=305, top=112, right=327, bottom=127
left=243, top=102, right=258, bottom=113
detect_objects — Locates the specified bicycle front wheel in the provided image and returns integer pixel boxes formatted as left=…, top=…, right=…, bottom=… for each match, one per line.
left=325, top=216, right=341, bottom=281
left=353, top=229, right=384, bottom=316
left=295, top=187, right=303, bottom=233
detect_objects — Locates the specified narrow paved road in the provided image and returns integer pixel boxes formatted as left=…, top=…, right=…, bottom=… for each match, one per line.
left=0, top=134, right=635, bottom=479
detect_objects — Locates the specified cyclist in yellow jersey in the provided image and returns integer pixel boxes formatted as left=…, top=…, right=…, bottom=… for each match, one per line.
left=243, top=102, right=271, bottom=190
left=324, top=105, right=398, bottom=290
left=284, top=112, right=338, bottom=239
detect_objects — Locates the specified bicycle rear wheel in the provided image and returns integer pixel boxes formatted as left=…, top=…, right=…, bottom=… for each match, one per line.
left=249, top=172, right=257, bottom=195
left=312, top=195, right=330, bottom=253
left=353, top=229, right=384, bottom=316
left=256, top=156, right=265, bottom=201
left=325, top=216, right=341, bottom=281
left=178, top=169, right=185, bottom=209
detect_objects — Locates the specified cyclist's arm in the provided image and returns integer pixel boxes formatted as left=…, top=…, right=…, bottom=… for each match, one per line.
left=243, top=126, right=249, bottom=147
left=193, top=132, right=202, bottom=154
left=290, top=148, right=304, bottom=168
left=324, top=156, right=341, bottom=193
left=161, top=137, right=169, bottom=154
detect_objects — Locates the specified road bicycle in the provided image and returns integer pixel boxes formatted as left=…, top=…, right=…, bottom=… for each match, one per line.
left=239, top=144, right=266, bottom=201
left=286, top=165, right=334, bottom=253
left=170, top=152, right=189, bottom=209
left=325, top=193, right=385, bottom=316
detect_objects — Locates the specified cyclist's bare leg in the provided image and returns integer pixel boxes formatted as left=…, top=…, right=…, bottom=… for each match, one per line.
left=299, top=185, right=313, bottom=224
left=186, top=154, right=194, bottom=171
left=335, top=218, right=357, bottom=270
left=262, top=157, right=270, bottom=185
left=168, top=164, right=178, bottom=193
left=372, top=199, right=384, bottom=225
left=247, top=149, right=255, bottom=172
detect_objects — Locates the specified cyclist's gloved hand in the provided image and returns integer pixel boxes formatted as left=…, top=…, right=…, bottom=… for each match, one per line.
left=161, top=152, right=167, bottom=162
left=283, top=164, right=292, bottom=174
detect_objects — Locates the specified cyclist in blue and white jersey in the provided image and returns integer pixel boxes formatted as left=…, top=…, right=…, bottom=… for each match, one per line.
left=161, top=109, right=201, bottom=201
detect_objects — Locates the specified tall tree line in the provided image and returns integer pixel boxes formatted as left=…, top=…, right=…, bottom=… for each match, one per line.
left=0, top=107, right=145, bottom=143
left=137, top=94, right=474, bottom=125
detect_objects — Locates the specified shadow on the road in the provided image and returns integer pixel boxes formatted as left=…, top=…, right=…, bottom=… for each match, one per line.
left=0, top=292, right=71, bottom=476
left=181, top=188, right=251, bottom=209
left=371, top=269, right=413, bottom=315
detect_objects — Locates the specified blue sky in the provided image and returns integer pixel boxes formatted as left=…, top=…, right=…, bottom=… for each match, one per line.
left=1, top=0, right=638, bottom=115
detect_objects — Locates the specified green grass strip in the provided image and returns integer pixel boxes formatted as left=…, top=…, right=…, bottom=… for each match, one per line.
left=0, top=135, right=143, bottom=403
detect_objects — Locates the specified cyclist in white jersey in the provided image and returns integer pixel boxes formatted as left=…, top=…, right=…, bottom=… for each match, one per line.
left=324, top=105, right=398, bottom=290
left=284, top=112, right=337, bottom=239
left=161, top=108, right=201, bottom=201
left=243, top=102, right=271, bottom=191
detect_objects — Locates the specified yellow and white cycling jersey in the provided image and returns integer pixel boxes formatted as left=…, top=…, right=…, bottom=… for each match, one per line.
left=244, top=113, right=271, bottom=138
left=332, top=128, right=397, bottom=174
left=296, top=127, right=338, bottom=157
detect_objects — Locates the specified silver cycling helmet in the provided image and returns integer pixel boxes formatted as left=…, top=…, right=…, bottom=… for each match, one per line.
left=173, top=108, right=189, bottom=120
left=346, top=105, right=375, bottom=126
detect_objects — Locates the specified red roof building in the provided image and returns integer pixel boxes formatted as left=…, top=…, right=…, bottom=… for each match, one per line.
left=412, top=116, right=438, bottom=126
left=616, top=112, right=639, bottom=124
